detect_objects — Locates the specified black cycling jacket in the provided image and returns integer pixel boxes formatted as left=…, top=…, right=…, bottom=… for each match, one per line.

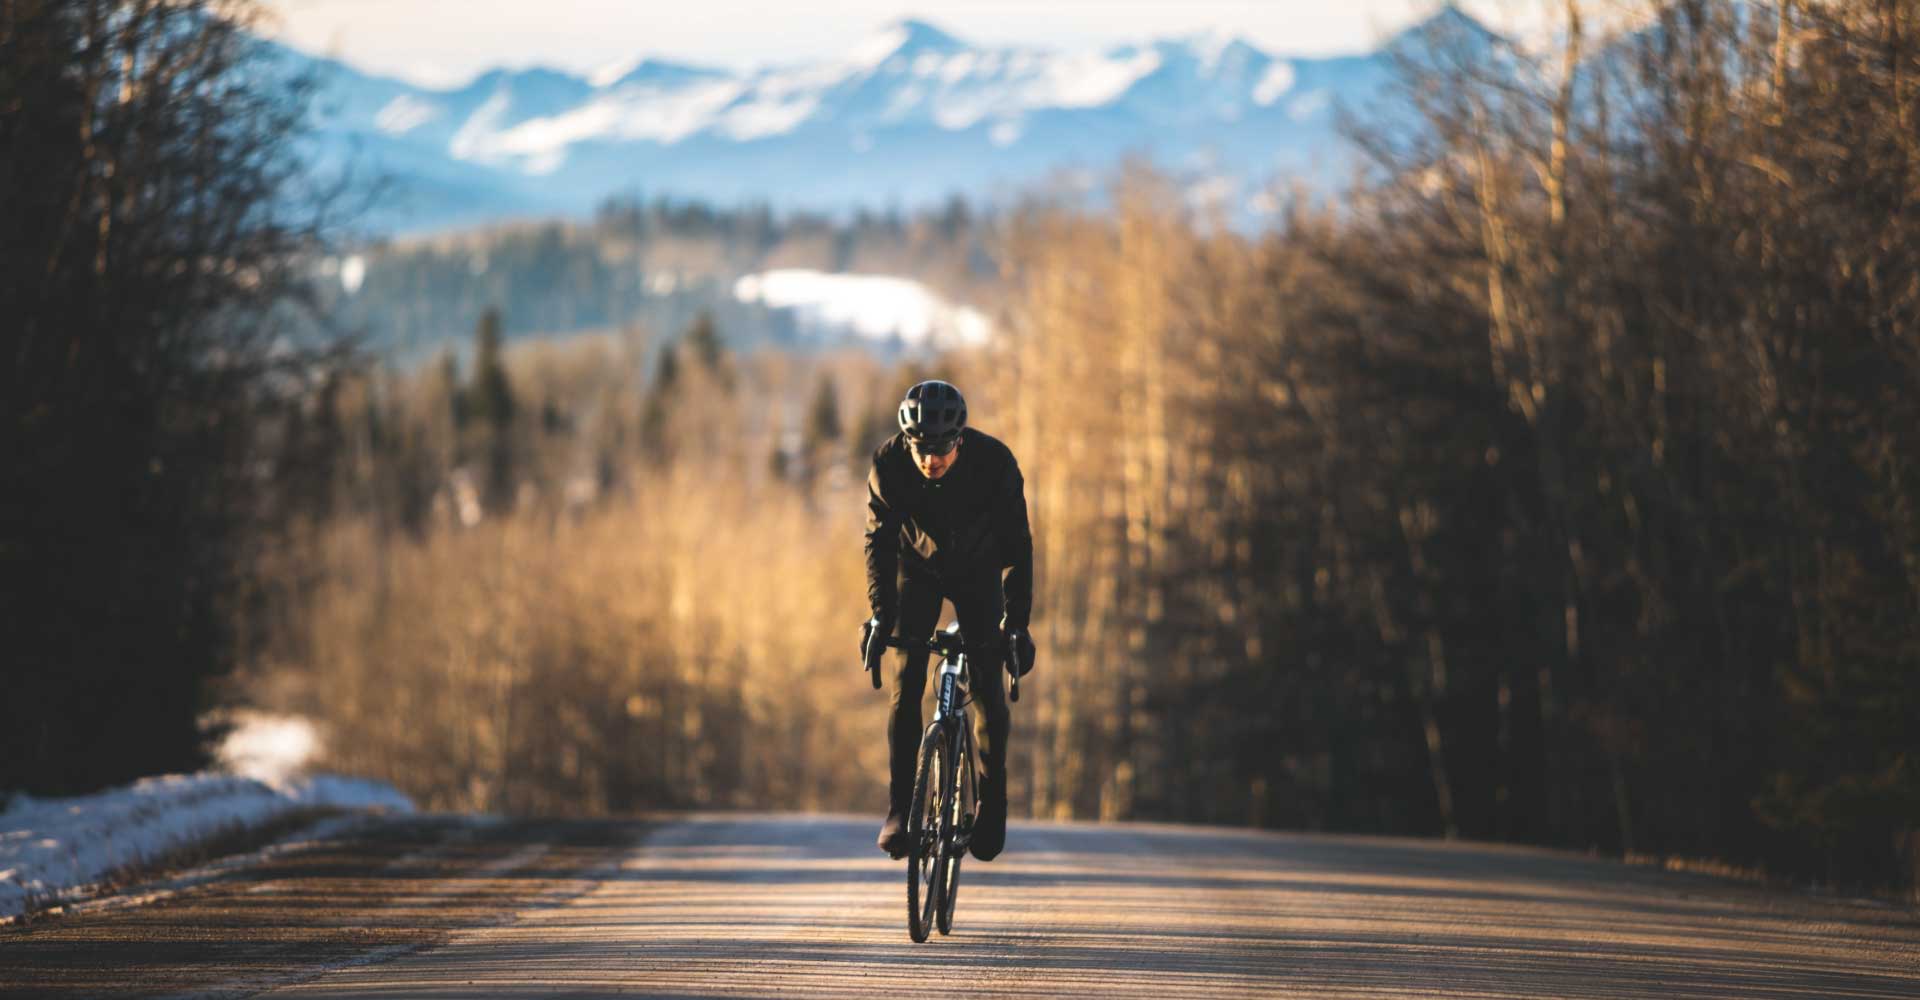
left=865, top=427, right=1034, bottom=631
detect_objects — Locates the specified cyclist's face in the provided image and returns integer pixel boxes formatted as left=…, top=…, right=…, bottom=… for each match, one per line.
left=913, top=439, right=959, bottom=479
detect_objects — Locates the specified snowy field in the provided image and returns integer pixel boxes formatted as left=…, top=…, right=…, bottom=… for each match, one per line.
left=0, top=714, right=412, bottom=922
left=733, top=269, right=993, bottom=348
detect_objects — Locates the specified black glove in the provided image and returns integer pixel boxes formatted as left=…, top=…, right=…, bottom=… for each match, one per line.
left=1003, top=625, right=1036, bottom=677
left=863, top=611, right=894, bottom=664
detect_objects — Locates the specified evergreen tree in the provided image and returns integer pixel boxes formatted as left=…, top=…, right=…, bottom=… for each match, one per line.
left=803, top=372, right=843, bottom=456
left=851, top=397, right=900, bottom=469
left=639, top=340, right=680, bottom=462
left=684, top=311, right=732, bottom=390
left=468, top=307, right=515, bottom=430
left=466, top=307, right=516, bottom=511
left=652, top=339, right=681, bottom=393
left=439, top=350, right=467, bottom=430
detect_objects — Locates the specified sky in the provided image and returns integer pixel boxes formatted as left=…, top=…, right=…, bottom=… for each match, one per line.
left=257, top=0, right=1554, bottom=89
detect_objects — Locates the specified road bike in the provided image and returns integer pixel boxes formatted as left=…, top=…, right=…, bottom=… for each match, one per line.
left=862, top=618, right=1024, bottom=942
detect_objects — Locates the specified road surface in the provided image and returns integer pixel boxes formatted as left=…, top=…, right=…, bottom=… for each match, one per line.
left=3, top=813, right=1917, bottom=998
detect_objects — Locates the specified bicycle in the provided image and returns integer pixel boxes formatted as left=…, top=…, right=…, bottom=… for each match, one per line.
left=862, top=617, right=1024, bottom=942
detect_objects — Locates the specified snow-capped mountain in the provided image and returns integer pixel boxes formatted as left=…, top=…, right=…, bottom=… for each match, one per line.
left=279, top=11, right=1495, bottom=234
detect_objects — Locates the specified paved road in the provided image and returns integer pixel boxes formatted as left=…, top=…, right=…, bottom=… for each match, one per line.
left=4, top=813, right=1917, bottom=998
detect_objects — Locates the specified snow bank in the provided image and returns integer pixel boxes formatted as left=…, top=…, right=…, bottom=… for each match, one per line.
left=0, top=771, right=412, bottom=922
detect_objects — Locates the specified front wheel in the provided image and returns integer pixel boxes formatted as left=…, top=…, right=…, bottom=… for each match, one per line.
left=937, top=728, right=970, bottom=935
left=906, top=725, right=946, bottom=943
left=936, top=847, right=962, bottom=935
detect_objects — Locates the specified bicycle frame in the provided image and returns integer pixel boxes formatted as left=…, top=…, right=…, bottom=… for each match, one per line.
left=932, top=635, right=968, bottom=724
left=933, top=641, right=978, bottom=845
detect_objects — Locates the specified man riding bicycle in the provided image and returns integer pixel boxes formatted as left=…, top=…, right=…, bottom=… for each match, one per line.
left=865, top=379, right=1036, bottom=862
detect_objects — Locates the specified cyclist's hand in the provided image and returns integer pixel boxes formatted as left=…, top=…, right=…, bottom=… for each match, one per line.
left=863, top=611, right=893, bottom=663
left=1004, top=627, right=1036, bottom=677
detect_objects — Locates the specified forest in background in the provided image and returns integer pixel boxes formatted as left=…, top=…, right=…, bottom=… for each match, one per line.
left=9, top=0, right=1919, bottom=900
left=315, top=195, right=997, bottom=358
left=245, top=0, right=1920, bottom=896
left=251, top=0, right=1920, bottom=890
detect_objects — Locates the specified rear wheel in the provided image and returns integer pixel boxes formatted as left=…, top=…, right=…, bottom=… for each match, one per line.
left=906, top=725, right=945, bottom=943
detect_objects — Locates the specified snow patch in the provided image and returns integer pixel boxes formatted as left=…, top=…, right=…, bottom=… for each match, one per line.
left=339, top=255, right=366, bottom=295
left=216, top=712, right=322, bottom=784
left=720, top=97, right=819, bottom=140
left=589, top=59, right=633, bottom=87
left=938, top=51, right=979, bottom=83
left=0, top=770, right=412, bottom=921
left=448, top=88, right=514, bottom=161
left=374, top=95, right=440, bottom=134
left=926, top=46, right=1163, bottom=130
left=452, top=77, right=750, bottom=164
left=580, top=82, right=727, bottom=143
left=483, top=102, right=618, bottom=154
left=883, top=83, right=927, bottom=122
left=847, top=25, right=909, bottom=70
left=711, top=64, right=849, bottom=140
left=733, top=270, right=991, bottom=347
left=1190, top=30, right=1236, bottom=76
left=1041, top=48, right=1162, bottom=108
left=933, top=97, right=986, bottom=130
left=1253, top=62, right=1296, bottom=106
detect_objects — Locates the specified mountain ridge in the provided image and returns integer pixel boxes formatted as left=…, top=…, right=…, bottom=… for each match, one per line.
left=278, top=9, right=1492, bottom=234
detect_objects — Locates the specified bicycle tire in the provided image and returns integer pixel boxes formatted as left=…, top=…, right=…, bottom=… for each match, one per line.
left=937, top=726, right=971, bottom=935
left=937, top=849, right=961, bottom=934
left=906, top=725, right=945, bottom=943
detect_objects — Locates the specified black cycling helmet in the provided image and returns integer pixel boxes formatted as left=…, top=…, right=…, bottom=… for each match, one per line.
left=898, top=380, right=967, bottom=455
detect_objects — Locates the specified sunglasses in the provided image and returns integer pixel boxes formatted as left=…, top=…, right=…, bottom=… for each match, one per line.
left=908, top=435, right=959, bottom=458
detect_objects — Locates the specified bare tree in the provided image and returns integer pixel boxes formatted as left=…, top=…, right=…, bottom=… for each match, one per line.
left=1, top=0, right=334, bottom=794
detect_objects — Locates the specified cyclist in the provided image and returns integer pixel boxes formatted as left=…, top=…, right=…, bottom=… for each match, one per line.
left=865, top=379, right=1036, bottom=862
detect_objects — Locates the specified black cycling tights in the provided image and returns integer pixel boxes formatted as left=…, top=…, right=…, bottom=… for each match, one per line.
left=885, top=568, right=1010, bottom=809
